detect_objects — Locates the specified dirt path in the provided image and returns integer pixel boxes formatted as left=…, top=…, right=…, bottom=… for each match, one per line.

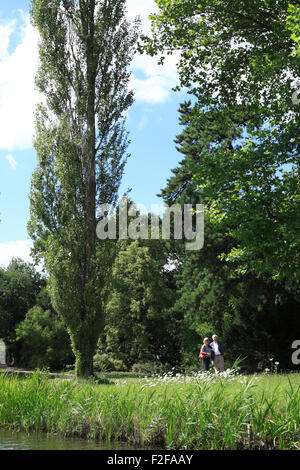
left=0, top=364, right=74, bottom=379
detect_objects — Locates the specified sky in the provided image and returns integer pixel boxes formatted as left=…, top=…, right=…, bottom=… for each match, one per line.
left=0, top=0, right=189, bottom=268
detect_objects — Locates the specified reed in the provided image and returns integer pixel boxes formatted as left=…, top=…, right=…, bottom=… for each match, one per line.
left=0, top=369, right=299, bottom=449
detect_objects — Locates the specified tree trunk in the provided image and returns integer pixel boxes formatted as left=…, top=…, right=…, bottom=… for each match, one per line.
left=74, top=343, right=94, bottom=378
left=77, top=0, right=97, bottom=381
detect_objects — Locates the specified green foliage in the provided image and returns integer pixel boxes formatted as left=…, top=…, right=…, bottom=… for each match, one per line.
left=195, top=124, right=299, bottom=294
left=104, top=240, right=177, bottom=367
left=142, top=2, right=300, bottom=370
left=0, top=258, right=44, bottom=356
left=158, top=99, right=300, bottom=370
left=15, top=305, right=74, bottom=370
left=143, top=1, right=299, bottom=115
left=144, top=3, right=300, bottom=295
left=170, top=101, right=300, bottom=295
left=93, top=353, right=127, bottom=372
left=287, top=4, right=300, bottom=56
left=14, top=0, right=298, bottom=374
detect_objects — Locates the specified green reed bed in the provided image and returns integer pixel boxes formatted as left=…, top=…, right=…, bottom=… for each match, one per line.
left=0, top=369, right=299, bottom=449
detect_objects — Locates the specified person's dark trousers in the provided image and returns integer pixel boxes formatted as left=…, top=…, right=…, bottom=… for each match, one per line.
left=203, top=357, right=210, bottom=371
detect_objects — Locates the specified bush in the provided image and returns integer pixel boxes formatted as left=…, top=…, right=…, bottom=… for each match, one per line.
left=112, top=359, right=127, bottom=372
left=180, top=350, right=201, bottom=369
left=93, top=353, right=127, bottom=372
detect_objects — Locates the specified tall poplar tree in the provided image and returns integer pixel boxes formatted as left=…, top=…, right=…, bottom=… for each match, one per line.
left=28, top=0, right=139, bottom=377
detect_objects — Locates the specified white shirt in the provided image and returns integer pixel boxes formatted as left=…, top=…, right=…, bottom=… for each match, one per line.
left=213, top=341, right=220, bottom=355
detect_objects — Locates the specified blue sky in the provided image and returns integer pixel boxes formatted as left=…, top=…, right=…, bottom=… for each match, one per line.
left=0, top=0, right=188, bottom=267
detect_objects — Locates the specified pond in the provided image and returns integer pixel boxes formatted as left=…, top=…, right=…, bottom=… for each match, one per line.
left=0, top=429, right=135, bottom=450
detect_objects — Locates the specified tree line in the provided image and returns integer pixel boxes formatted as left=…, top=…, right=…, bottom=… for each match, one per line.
left=0, top=0, right=299, bottom=376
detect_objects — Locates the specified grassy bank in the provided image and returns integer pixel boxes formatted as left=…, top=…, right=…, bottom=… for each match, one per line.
left=0, top=369, right=299, bottom=449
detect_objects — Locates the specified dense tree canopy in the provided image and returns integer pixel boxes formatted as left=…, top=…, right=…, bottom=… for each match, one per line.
left=159, top=100, right=299, bottom=370
left=1, top=1, right=298, bottom=374
left=142, top=0, right=300, bottom=298
left=0, top=258, right=43, bottom=345
left=104, top=240, right=175, bottom=366
left=15, top=289, right=74, bottom=370
left=143, top=0, right=299, bottom=115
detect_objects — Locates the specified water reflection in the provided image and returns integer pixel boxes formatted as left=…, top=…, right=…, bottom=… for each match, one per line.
left=0, top=429, right=133, bottom=450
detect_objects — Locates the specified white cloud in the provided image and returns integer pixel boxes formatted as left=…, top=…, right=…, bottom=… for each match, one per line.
left=0, top=16, right=39, bottom=151
left=0, top=20, right=15, bottom=60
left=130, top=75, right=171, bottom=104
left=0, top=239, right=33, bottom=268
left=126, top=0, right=158, bottom=34
left=130, top=51, right=180, bottom=103
left=5, top=153, right=17, bottom=169
left=132, top=52, right=178, bottom=80
left=127, top=0, right=180, bottom=103
left=0, top=239, right=44, bottom=272
left=0, top=3, right=179, bottom=152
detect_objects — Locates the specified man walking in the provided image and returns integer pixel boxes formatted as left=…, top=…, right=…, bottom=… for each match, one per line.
left=210, top=334, right=224, bottom=372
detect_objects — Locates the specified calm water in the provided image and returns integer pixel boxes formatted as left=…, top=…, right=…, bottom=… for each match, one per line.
left=0, top=429, right=133, bottom=450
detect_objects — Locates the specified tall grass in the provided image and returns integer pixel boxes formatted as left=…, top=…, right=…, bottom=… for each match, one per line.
left=0, top=369, right=299, bottom=449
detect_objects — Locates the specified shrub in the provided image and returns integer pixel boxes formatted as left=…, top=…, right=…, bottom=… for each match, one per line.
left=112, top=359, right=127, bottom=372
left=93, top=353, right=127, bottom=372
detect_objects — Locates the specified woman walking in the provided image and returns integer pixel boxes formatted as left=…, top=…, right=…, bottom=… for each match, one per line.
left=199, top=338, right=212, bottom=372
